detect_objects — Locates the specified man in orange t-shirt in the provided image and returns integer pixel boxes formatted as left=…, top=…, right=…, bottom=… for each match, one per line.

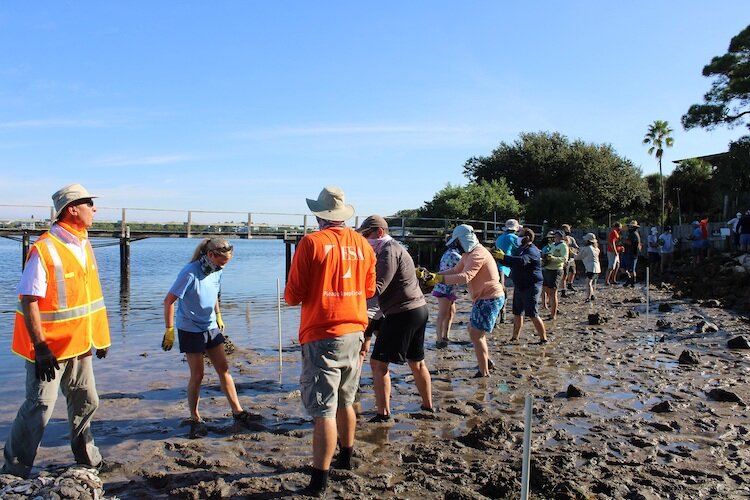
left=605, top=222, right=622, bottom=285
left=284, top=186, right=376, bottom=496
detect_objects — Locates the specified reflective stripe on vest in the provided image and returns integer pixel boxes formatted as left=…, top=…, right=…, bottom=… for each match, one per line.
left=16, top=297, right=106, bottom=323
left=43, top=238, right=68, bottom=309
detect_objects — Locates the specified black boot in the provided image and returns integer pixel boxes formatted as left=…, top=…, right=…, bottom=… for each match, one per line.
left=302, top=468, right=329, bottom=497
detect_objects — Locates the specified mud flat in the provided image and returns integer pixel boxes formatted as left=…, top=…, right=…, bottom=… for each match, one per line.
left=3, top=278, right=750, bottom=499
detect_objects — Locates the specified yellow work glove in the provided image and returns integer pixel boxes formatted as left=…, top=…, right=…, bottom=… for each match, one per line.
left=162, top=327, right=175, bottom=351
left=492, top=249, right=505, bottom=260
left=424, top=272, right=444, bottom=287
left=216, top=311, right=225, bottom=332
left=415, top=267, right=428, bottom=281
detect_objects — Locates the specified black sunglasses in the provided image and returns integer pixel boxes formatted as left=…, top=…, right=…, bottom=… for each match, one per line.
left=75, top=198, right=94, bottom=207
left=210, top=244, right=233, bottom=254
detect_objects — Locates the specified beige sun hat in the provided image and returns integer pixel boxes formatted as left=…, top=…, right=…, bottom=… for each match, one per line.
left=582, top=232, right=597, bottom=242
left=52, top=183, right=97, bottom=219
left=502, top=218, right=522, bottom=231
left=306, top=186, right=355, bottom=221
left=628, top=220, right=640, bottom=228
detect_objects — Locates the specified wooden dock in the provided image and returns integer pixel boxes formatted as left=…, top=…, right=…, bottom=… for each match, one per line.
left=1, top=205, right=508, bottom=279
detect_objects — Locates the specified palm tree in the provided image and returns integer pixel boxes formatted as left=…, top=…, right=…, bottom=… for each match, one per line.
left=643, top=120, right=674, bottom=226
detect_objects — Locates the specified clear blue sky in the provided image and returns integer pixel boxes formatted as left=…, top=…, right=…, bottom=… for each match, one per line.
left=1, top=2, right=749, bottom=223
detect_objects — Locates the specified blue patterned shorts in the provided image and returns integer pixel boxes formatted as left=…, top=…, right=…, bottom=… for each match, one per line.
left=470, top=297, right=505, bottom=333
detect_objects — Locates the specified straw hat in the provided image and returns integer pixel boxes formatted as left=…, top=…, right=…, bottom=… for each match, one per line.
left=52, top=183, right=97, bottom=219
left=628, top=220, right=640, bottom=228
left=306, top=186, right=355, bottom=221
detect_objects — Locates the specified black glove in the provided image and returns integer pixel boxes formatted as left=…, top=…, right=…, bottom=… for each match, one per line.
left=96, top=348, right=108, bottom=359
left=34, top=342, right=60, bottom=382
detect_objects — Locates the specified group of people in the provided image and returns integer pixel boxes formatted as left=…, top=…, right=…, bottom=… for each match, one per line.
left=6, top=181, right=749, bottom=497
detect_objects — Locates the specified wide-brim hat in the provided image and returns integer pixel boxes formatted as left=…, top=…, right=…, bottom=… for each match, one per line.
left=502, top=218, right=522, bottom=231
left=582, top=232, right=597, bottom=242
left=52, top=183, right=97, bottom=219
left=628, top=220, right=640, bottom=228
left=546, top=231, right=556, bottom=238
left=306, top=186, right=355, bottom=221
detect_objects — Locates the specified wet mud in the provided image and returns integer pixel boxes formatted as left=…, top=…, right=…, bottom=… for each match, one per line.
left=6, top=259, right=750, bottom=499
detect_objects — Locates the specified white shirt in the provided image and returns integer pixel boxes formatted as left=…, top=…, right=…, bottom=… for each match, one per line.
left=16, top=224, right=88, bottom=297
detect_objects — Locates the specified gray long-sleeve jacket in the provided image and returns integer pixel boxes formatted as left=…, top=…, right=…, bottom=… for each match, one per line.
left=375, top=240, right=426, bottom=316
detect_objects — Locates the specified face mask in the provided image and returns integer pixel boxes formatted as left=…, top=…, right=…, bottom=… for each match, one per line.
left=200, top=254, right=222, bottom=274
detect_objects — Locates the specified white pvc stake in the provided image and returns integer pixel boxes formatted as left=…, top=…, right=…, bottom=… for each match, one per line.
left=645, top=267, right=650, bottom=331
left=520, top=394, right=533, bottom=500
left=277, top=278, right=283, bottom=370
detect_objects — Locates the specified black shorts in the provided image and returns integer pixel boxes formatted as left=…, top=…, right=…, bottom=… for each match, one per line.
left=178, top=328, right=225, bottom=353
left=371, top=305, right=428, bottom=364
left=364, top=317, right=382, bottom=339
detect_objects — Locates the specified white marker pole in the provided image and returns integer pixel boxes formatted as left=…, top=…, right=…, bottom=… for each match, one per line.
left=277, top=278, right=282, bottom=370
left=520, top=394, right=533, bottom=500
left=645, top=267, right=650, bottom=330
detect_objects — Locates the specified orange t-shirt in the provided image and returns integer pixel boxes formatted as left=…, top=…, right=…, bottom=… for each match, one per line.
left=284, top=226, right=376, bottom=345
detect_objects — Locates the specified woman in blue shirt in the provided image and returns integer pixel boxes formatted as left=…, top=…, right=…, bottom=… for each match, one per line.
left=162, top=238, right=259, bottom=437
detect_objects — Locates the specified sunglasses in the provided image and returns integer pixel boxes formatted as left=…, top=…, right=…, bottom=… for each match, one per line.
left=75, top=198, right=95, bottom=207
left=210, top=244, right=234, bottom=254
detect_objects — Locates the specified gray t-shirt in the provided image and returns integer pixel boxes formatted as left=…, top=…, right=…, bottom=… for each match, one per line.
left=375, top=240, right=426, bottom=316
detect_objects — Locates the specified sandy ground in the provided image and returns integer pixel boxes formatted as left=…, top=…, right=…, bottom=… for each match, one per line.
left=4, top=273, right=750, bottom=499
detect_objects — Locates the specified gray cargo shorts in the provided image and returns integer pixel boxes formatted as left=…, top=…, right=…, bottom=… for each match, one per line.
left=300, top=332, right=363, bottom=418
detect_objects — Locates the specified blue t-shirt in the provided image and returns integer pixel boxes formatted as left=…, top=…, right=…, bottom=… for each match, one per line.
left=495, top=232, right=519, bottom=277
left=692, top=227, right=705, bottom=249
left=170, top=260, right=223, bottom=332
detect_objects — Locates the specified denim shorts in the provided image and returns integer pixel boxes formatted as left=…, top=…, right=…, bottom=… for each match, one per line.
left=178, top=328, right=225, bottom=353
left=300, top=332, right=363, bottom=418
left=621, top=254, right=637, bottom=273
left=470, top=297, right=505, bottom=333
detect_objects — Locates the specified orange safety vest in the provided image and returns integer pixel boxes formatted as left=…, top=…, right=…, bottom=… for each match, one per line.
left=12, top=232, right=111, bottom=362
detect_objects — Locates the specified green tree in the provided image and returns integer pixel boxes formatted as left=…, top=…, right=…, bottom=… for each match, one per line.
left=682, top=24, right=750, bottom=131
left=665, top=158, right=714, bottom=221
left=463, top=131, right=650, bottom=223
left=643, top=120, right=674, bottom=225
left=418, top=179, right=522, bottom=222
left=712, top=135, right=750, bottom=213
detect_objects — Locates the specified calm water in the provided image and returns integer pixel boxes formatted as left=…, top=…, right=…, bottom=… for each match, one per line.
left=0, top=237, right=302, bottom=405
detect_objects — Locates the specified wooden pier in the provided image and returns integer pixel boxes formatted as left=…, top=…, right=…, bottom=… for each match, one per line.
left=1, top=204, right=508, bottom=280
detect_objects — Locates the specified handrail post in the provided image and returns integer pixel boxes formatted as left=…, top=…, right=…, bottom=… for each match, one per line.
left=247, top=212, right=253, bottom=240
left=303, top=215, right=308, bottom=234
left=187, top=211, right=192, bottom=238
left=401, top=217, right=406, bottom=239
left=121, top=208, right=127, bottom=238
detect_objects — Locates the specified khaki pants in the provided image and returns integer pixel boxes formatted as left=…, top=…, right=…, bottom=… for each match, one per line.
left=2, top=355, right=101, bottom=478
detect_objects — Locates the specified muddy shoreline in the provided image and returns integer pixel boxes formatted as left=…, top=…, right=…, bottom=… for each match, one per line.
left=3, top=265, right=750, bottom=499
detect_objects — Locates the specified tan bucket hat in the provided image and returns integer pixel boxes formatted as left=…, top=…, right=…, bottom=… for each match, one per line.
left=52, top=183, right=97, bottom=219
left=502, top=218, right=522, bottom=231
left=306, top=186, right=355, bottom=221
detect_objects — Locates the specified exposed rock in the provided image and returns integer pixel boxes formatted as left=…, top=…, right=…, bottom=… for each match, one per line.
left=625, top=310, right=640, bottom=318
left=566, top=384, right=585, bottom=398
left=650, top=401, right=674, bottom=413
left=656, top=319, right=673, bottom=330
left=658, top=303, right=674, bottom=312
left=696, top=320, right=719, bottom=333
left=701, top=299, right=722, bottom=308
left=727, top=335, right=750, bottom=349
left=678, top=350, right=701, bottom=365
left=706, top=388, right=746, bottom=406
left=588, top=313, right=608, bottom=325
